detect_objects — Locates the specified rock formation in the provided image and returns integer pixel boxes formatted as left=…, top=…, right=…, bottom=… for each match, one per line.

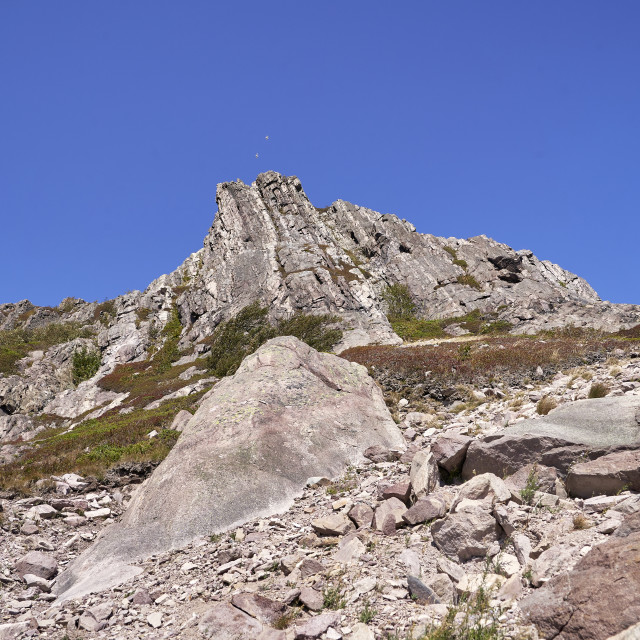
left=54, top=336, right=404, bottom=601
left=1, top=171, right=640, bottom=639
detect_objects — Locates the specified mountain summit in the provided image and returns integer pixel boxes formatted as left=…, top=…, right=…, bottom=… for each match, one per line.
left=175, top=171, right=637, bottom=350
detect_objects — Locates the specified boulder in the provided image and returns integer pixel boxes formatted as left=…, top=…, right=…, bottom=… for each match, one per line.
left=402, top=494, right=447, bottom=526
left=431, top=434, right=472, bottom=474
left=54, top=337, right=404, bottom=601
left=520, top=511, right=640, bottom=640
left=431, top=504, right=502, bottom=561
left=15, top=551, right=58, bottom=580
left=463, top=397, right=640, bottom=480
left=410, top=448, right=439, bottom=497
left=231, top=593, right=286, bottom=625
left=451, top=473, right=511, bottom=510
left=566, top=450, right=640, bottom=498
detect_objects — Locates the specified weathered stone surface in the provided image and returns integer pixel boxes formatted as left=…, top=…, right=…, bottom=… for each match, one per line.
left=55, top=337, right=402, bottom=600
left=15, top=551, right=58, bottom=580
left=350, top=623, right=376, bottom=640
left=407, top=575, right=441, bottom=604
left=299, top=558, right=324, bottom=579
left=0, top=622, right=33, bottom=639
left=198, top=602, right=263, bottom=639
left=452, top=473, right=511, bottom=509
left=463, top=397, right=640, bottom=479
left=566, top=449, right=640, bottom=498
left=432, top=434, right=472, bottom=474
left=333, top=533, right=365, bottom=564
left=410, top=448, right=439, bottom=497
left=312, top=514, right=355, bottom=537
left=402, top=495, right=447, bottom=525
left=231, top=592, right=286, bottom=624
left=169, top=409, right=192, bottom=432
left=607, top=623, right=640, bottom=640
left=372, top=497, right=407, bottom=533
left=348, top=503, right=374, bottom=529
left=431, top=504, right=502, bottom=561
left=520, top=511, right=640, bottom=639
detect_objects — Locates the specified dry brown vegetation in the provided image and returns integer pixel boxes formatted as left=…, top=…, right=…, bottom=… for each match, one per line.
left=342, top=332, right=635, bottom=399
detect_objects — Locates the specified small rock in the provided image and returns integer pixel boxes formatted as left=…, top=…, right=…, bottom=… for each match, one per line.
left=410, top=448, right=439, bottom=497
left=311, top=514, right=355, bottom=537
left=403, top=495, right=446, bottom=526
left=295, top=612, right=341, bottom=639
left=299, top=586, right=324, bottom=612
left=231, top=592, right=286, bottom=624
left=147, top=612, right=163, bottom=629
left=300, top=558, right=324, bottom=578
left=407, top=575, right=441, bottom=604
left=348, top=503, right=374, bottom=529
left=133, top=588, right=153, bottom=605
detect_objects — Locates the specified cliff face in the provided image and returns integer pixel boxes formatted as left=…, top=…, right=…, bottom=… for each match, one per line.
left=177, top=171, right=637, bottom=350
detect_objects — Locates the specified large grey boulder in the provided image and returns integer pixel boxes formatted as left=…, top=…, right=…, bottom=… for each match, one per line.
left=462, top=397, right=640, bottom=479
left=54, top=336, right=404, bottom=601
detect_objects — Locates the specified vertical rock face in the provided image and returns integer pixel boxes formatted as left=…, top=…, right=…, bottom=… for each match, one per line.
left=54, top=336, right=405, bottom=601
left=177, top=171, right=639, bottom=350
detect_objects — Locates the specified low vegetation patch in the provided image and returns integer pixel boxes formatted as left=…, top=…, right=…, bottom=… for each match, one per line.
left=456, top=274, right=482, bottom=290
left=205, top=302, right=342, bottom=377
left=72, top=347, right=101, bottom=385
left=0, top=322, right=95, bottom=375
left=0, top=396, right=199, bottom=494
left=520, top=465, right=540, bottom=505
left=414, top=585, right=503, bottom=639
left=588, top=382, right=609, bottom=398
left=536, top=396, right=557, bottom=416
left=342, top=333, right=632, bottom=401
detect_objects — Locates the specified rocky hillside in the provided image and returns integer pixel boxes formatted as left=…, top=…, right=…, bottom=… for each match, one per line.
left=1, top=171, right=640, bottom=639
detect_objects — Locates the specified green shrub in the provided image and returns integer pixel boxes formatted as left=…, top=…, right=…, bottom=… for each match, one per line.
left=456, top=274, right=482, bottom=290
left=277, top=313, right=343, bottom=353
left=520, top=465, right=540, bottom=505
left=206, top=303, right=343, bottom=377
left=72, top=347, right=101, bottom=385
left=381, top=283, right=417, bottom=320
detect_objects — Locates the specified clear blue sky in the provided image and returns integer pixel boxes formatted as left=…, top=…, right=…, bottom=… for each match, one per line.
left=1, top=1, right=639, bottom=307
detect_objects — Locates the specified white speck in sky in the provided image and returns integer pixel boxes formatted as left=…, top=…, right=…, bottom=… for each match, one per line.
left=255, top=153, right=259, bottom=158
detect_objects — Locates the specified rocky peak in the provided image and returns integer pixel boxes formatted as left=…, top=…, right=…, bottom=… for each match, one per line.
left=175, top=171, right=638, bottom=351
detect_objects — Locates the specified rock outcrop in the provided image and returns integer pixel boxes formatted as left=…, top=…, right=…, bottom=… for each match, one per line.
left=178, top=172, right=639, bottom=350
left=54, top=336, right=404, bottom=601
left=462, top=396, right=640, bottom=480
left=520, top=511, right=640, bottom=640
